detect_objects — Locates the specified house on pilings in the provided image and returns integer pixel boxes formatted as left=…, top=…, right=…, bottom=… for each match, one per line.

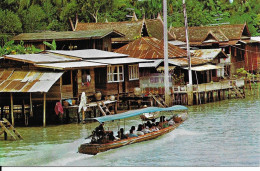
left=0, top=50, right=150, bottom=126
left=12, top=29, right=124, bottom=51
left=115, top=37, right=226, bottom=96
left=169, top=23, right=260, bottom=75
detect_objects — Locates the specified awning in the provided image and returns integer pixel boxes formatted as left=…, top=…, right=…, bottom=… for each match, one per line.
left=139, top=59, right=163, bottom=68
left=35, top=61, right=107, bottom=70
left=90, top=105, right=188, bottom=123
left=87, top=57, right=152, bottom=65
left=156, top=66, right=176, bottom=72
left=183, top=64, right=223, bottom=71
left=0, top=70, right=63, bottom=93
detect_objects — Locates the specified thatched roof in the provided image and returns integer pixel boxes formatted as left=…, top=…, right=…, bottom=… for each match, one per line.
left=76, top=18, right=175, bottom=43
left=169, top=23, right=250, bottom=46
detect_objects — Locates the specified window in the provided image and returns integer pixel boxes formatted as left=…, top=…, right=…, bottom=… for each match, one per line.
left=129, top=64, right=139, bottom=80
left=62, top=71, right=71, bottom=85
left=107, top=65, right=124, bottom=83
left=81, top=69, right=91, bottom=86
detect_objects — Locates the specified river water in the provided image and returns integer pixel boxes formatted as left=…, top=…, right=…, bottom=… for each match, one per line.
left=0, top=89, right=259, bottom=166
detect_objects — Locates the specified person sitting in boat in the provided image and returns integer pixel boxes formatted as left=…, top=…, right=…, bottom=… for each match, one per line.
left=96, top=122, right=105, bottom=136
left=136, top=124, right=144, bottom=136
left=168, top=119, right=175, bottom=126
left=146, top=121, right=152, bottom=128
left=142, top=124, right=151, bottom=134
left=159, top=116, right=168, bottom=129
left=117, top=128, right=128, bottom=139
left=150, top=123, right=159, bottom=132
left=130, top=126, right=137, bottom=134
left=108, top=131, right=116, bottom=141
left=128, top=129, right=138, bottom=138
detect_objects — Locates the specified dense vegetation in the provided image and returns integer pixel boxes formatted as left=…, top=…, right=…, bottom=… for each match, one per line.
left=0, top=0, right=259, bottom=45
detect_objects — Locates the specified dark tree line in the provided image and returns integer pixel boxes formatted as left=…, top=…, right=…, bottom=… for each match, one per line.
left=0, top=0, right=259, bottom=45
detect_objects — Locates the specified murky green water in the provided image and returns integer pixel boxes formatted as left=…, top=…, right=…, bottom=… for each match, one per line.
left=0, top=87, right=259, bottom=166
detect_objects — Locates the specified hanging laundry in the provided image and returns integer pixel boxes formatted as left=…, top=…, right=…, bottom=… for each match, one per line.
left=78, top=92, right=87, bottom=113
left=55, top=102, right=64, bottom=115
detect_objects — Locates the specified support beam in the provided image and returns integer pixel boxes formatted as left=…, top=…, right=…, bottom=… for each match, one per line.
left=43, top=93, right=46, bottom=127
left=10, top=93, right=14, bottom=126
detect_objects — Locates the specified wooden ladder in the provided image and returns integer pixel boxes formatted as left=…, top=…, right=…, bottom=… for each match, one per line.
left=149, top=93, right=168, bottom=108
left=232, top=85, right=244, bottom=98
left=0, top=118, right=23, bottom=140
left=97, top=101, right=111, bottom=116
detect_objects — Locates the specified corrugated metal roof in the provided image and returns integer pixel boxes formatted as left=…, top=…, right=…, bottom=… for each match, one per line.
left=139, top=59, right=163, bottom=68
left=0, top=69, right=63, bottom=93
left=88, top=57, right=152, bottom=65
left=5, top=53, right=80, bottom=64
left=35, top=61, right=107, bottom=70
left=48, top=49, right=128, bottom=59
left=191, top=49, right=228, bottom=60
left=182, top=64, right=223, bottom=71
left=12, top=29, right=124, bottom=41
left=169, top=57, right=209, bottom=67
left=115, top=37, right=188, bottom=59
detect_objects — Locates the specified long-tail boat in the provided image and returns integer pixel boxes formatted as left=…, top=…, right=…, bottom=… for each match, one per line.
left=78, top=105, right=188, bottom=155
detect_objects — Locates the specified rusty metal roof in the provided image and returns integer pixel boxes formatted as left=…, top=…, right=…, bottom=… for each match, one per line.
left=115, top=37, right=188, bottom=59
left=170, top=24, right=250, bottom=45
left=0, top=69, right=63, bottom=93
left=169, top=57, right=209, bottom=67
left=191, top=49, right=228, bottom=61
left=5, top=53, right=80, bottom=64
left=76, top=19, right=175, bottom=42
left=12, top=29, right=124, bottom=42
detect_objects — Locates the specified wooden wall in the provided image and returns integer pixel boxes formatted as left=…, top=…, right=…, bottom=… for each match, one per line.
left=244, top=43, right=260, bottom=72
left=95, top=64, right=140, bottom=96
left=77, top=68, right=96, bottom=96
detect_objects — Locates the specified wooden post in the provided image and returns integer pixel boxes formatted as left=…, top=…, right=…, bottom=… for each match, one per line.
left=204, top=92, right=207, bottom=104
left=10, top=93, right=14, bottom=126
left=196, top=92, right=199, bottom=105
left=43, top=93, right=46, bottom=127
left=82, top=109, right=85, bottom=122
left=4, top=131, right=7, bottom=140
left=30, top=93, right=33, bottom=117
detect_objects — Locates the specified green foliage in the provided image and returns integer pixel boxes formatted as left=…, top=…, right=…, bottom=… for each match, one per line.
left=0, top=0, right=259, bottom=39
left=235, top=67, right=257, bottom=79
left=43, top=40, right=57, bottom=50
left=0, top=40, right=42, bottom=56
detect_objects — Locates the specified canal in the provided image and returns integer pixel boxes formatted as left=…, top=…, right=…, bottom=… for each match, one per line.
left=0, top=89, right=259, bottom=166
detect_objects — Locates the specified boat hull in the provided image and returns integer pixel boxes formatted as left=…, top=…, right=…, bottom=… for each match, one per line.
left=78, top=121, right=184, bottom=155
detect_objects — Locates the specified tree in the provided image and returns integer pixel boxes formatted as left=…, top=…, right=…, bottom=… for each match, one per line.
left=0, top=9, right=22, bottom=34
left=20, top=5, right=47, bottom=32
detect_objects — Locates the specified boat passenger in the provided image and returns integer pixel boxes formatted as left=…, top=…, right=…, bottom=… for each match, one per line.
left=168, top=119, right=175, bottom=126
left=95, top=122, right=105, bottom=138
left=136, top=124, right=144, bottom=136
left=142, top=125, right=151, bottom=134
left=108, top=131, right=115, bottom=141
left=130, top=126, right=137, bottom=134
left=128, top=129, right=138, bottom=138
left=146, top=121, right=152, bottom=128
left=118, top=128, right=127, bottom=139
left=150, top=123, right=159, bottom=132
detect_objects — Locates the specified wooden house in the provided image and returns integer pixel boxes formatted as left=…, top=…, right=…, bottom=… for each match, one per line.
left=0, top=49, right=150, bottom=126
left=169, top=23, right=260, bottom=74
left=75, top=16, right=175, bottom=50
left=12, top=29, right=124, bottom=51
left=114, top=37, right=224, bottom=94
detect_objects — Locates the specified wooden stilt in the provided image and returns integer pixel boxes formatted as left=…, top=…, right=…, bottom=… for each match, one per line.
left=204, top=92, right=207, bottom=103
left=30, top=93, right=33, bottom=117
left=10, top=93, right=14, bottom=126
left=43, top=93, right=46, bottom=127
left=196, top=92, right=199, bottom=105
